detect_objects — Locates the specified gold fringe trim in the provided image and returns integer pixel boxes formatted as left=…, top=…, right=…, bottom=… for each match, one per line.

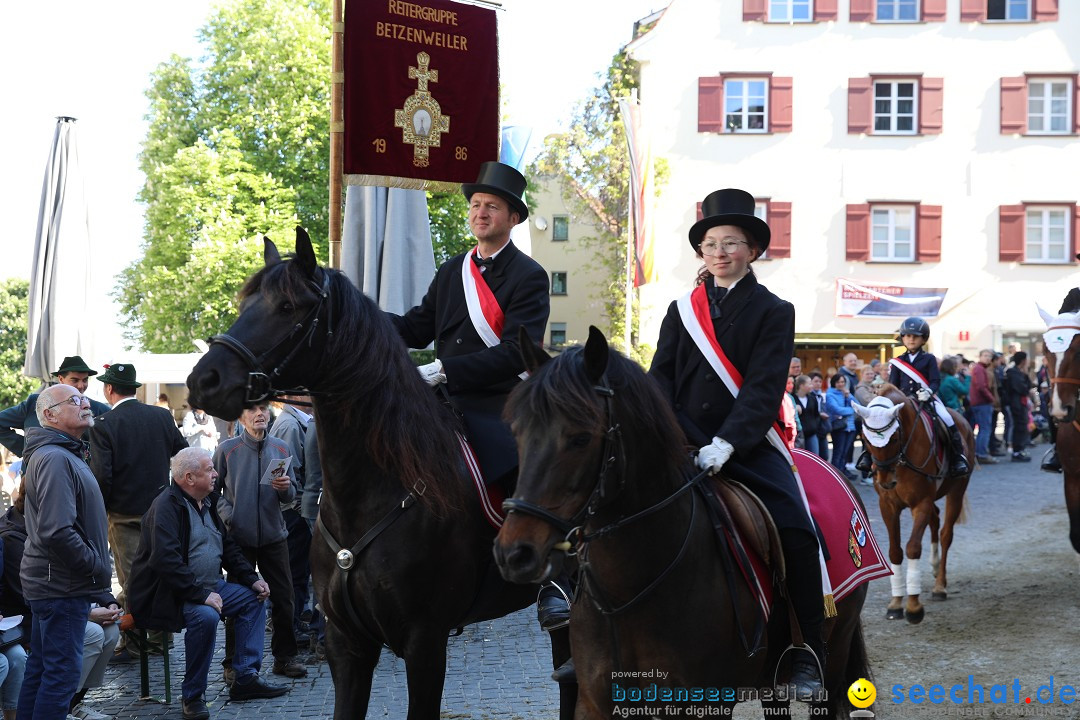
left=823, top=593, right=838, bottom=618
left=344, top=173, right=462, bottom=192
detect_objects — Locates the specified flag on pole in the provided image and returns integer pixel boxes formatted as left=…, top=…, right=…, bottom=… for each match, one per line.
left=500, top=125, right=534, bottom=255
left=618, top=95, right=658, bottom=287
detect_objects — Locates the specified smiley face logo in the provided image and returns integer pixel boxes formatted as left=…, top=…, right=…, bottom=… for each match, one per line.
left=847, top=678, right=876, bottom=708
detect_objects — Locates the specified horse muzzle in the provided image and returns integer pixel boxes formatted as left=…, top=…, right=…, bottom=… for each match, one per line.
left=493, top=520, right=565, bottom=585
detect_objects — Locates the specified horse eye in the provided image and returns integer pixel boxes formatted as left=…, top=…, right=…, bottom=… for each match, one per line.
left=568, top=433, right=592, bottom=449
left=280, top=302, right=294, bottom=314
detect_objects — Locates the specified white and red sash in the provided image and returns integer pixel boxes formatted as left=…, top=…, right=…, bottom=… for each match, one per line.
left=461, top=248, right=527, bottom=380
left=676, top=285, right=836, bottom=614
left=888, top=357, right=930, bottom=391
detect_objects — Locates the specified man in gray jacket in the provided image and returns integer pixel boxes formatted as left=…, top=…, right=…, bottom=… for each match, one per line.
left=213, top=402, right=306, bottom=680
left=17, top=383, right=111, bottom=719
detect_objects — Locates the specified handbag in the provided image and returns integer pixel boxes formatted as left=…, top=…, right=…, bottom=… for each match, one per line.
left=830, top=417, right=847, bottom=432
left=0, top=624, right=24, bottom=651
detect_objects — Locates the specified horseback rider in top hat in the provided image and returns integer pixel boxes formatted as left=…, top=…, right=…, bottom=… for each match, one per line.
left=386, top=162, right=572, bottom=641
left=855, top=316, right=971, bottom=477
left=650, top=188, right=827, bottom=701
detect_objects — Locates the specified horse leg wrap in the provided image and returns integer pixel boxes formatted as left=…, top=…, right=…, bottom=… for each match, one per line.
left=890, top=563, right=905, bottom=598
left=906, top=557, right=922, bottom=597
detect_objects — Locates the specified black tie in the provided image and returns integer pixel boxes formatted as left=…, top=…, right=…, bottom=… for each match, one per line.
left=707, top=283, right=727, bottom=319
left=473, top=254, right=494, bottom=273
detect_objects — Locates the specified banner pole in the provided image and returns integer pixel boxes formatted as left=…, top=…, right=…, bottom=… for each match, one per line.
left=329, top=0, right=344, bottom=269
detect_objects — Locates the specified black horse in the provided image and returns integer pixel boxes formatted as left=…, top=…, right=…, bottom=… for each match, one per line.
left=494, top=327, right=872, bottom=719
left=187, top=229, right=573, bottom=720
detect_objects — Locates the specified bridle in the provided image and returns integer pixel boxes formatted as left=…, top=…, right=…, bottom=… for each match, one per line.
left=208, top=271, right=333, bottom=403
left=861, top=400, right=946, bottom=486
left=501, top=371, right=709, bottom=616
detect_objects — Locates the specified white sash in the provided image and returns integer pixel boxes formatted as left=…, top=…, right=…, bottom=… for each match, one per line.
left=460, top=252, right=528, bottom=381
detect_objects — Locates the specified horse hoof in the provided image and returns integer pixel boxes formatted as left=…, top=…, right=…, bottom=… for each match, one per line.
left=906, top=607, right=926, bottom=624
left=932, top=591, right=947, bottom=601
left=886, top=608, right=904, bottom=620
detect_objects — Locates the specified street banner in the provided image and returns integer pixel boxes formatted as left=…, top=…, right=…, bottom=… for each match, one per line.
left=344, top=0, right=498, bottom=190
left=835, top=278, right=948, bottom=318
left=618, top=95, right=658, bottom=287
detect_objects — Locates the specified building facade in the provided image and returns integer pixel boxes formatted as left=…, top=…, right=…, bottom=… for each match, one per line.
left=625, top=0, right=1079, bottom=369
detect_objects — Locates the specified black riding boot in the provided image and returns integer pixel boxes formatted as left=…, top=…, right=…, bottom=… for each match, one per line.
left=536, top=577, right=571, bottom=631
left=855, top=450, right=873, bottom=476
left=947, top=425, right=971, bottom=476
left=778, top=529, right=826, bottom=703
left=1042, top=445, right=1062, bottom=473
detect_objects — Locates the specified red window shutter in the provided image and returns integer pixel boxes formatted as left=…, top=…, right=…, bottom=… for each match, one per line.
left=767, top=202, right=792, bottom=258
left=960, top=0, right=985, bottom=21
left=999, top=205, right=1025, bottom=262
left=922, top=0, right=948, bottom=22
left=696, top=202, right=704, bottom=222
left=1075, top=75, right=1080, bottom=134
left=920, top=78, right=944, bottom=135
left=846, top=204, right=870, bottom=261
left=743, top=0, right=766, bottom=21
left=698, top=77, right=724, bottom=133
left=849, top=0, right=873, bottom=22
left=770, top=77, right=794, bottom=133
left=1000, top=77, right=1027, bottom=134
left=1034, top=0, right=1059, bottom=21
left=814, top=0, right=838, bottom=21
left=917, top=205, right=942, bottom=262
left=848, top=78, right=873, bottom=134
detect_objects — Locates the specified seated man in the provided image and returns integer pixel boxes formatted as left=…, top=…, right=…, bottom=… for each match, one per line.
left=128, top=448, right=288, bottom=720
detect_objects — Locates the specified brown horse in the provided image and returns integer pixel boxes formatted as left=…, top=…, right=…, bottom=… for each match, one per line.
left=494, top=327, right=871, bottom=719
left=1038, top=300, right=1080, bottom=556
left=853, top=384, right=972, bottom=623
left=186, top=230, right=573, bottom=720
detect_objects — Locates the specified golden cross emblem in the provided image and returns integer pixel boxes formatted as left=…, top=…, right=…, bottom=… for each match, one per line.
left=394, top=52, right=450, bottom=168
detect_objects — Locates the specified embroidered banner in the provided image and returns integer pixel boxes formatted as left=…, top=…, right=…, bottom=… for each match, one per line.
left=835, top=278, right=948, bottom=318
left=344, top=0, right=499, bottom=190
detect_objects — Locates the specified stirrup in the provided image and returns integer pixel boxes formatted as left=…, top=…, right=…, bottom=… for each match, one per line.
left=773, top=643, right=825, bottom=703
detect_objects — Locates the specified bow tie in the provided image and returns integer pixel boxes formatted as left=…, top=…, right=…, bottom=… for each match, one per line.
left=706, top=283, right=727, bottom=319
left=472, top=255, right=494, bottom=273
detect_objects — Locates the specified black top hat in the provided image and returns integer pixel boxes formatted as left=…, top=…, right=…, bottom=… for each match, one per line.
left=461, top=162, right=529, bottom=221
left=688, top=188, right=771, bottom=252
left=52, top=356, right=97, bottom=376
left=97, top=363, right=142, bottom=389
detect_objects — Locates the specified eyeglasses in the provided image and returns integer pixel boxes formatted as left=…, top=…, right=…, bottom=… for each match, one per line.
left=45, top=395, right=88, bottom=411
left=699, top=239, right=748, bottom=256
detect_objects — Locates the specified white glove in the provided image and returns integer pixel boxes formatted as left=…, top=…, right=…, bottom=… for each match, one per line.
left=915, top=388, right=931, bottom=403
left=418, top=359, right=446, bottom=387
left=696, top=437, right=735, bottom=475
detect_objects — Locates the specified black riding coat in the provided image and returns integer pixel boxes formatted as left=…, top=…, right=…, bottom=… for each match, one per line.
left=387, top=241, right=549, bottom=482
left=649, top=273, right=813, bottom=534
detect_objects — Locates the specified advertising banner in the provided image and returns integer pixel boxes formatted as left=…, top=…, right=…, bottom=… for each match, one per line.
left=836, top=278, right=948, bottom=318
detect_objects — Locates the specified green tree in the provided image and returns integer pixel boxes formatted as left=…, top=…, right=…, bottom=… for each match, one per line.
left=0, top=280, right=40, bottom=409
left=427, top=191, right=473, bottom=264
left=529, top=51, right=665, bottom=365
left=122, top=0, right=330, bottom=352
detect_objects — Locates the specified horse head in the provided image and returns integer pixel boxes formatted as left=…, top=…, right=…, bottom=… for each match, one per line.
left=495, top=326, right=686, bottom=585
left=853, top=390, right=908, bottom=489
left=1038, top=303, right=1080, bottom=423
left=188, top=227, right=330, bottom=420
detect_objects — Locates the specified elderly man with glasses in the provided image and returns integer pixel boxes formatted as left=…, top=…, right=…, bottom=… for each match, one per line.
left=16, top=384, right=112, bottom=719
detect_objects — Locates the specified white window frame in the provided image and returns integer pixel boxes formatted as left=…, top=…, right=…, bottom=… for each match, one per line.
left=1025, top=207, right=1070, bottom=263
left=986, top=0, right=1030, bottom=21
left=1027, top=79, right=1073, bottom=135
left=870, top=205, right=916, bottom=262
left=876, top=0, right=919, bottom=22
left=724, top=78, right=769, bottom=134
left=768, top=0, right=812, bottom=22
left=754, top=202, right=770, bottom=259
left=873, top=80, right=919, bottom=135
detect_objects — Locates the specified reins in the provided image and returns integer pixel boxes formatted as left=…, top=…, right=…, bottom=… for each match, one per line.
left=863, top=400, right=948, bottom=484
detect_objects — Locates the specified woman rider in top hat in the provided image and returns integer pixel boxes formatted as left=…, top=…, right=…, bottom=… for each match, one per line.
left=649, top=188, right=825, bottom=701
left=854, top=316, right=970, bottom=477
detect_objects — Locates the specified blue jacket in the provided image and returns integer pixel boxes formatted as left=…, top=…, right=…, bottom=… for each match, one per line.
left=888, top=350, right=941, bottom=394
left=825, top=387, right=855, bottom=432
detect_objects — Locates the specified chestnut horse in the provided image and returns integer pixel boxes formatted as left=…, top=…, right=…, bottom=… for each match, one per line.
left=1038, top=298, right=1080, bottom=556
left=186, top=230, right=573, bottom=720
left=853, top=384, right=972, bottom=623
left=494, top=327, right=871, bottom=719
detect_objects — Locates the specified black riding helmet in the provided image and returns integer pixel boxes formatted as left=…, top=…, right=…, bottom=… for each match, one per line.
left=897, top=316, right=930, bottom=339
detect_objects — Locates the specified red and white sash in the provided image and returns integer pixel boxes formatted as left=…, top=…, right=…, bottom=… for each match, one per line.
left=888, top=357, right=930, bottom=391
left=676, top=285, right=835, bottom=613
left=461, top=248, right=527, bottom=380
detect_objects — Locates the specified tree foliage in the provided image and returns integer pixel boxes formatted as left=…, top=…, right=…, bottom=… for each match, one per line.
left=119, top=0, right=330, bottom=352
left=529, top=51, right=665, bottom=365
left=427, top=191, right=473, bottom=264
left=0, top=280, right=40, bottom=409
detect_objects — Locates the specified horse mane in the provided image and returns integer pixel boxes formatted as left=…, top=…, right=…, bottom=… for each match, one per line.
left=506, top=345, right=689, bottom=486
left=876, top=382, right=908, bottom=406
left=239, top=257, right=462, bottom=513
left=1060, top=287, right=1080, bottom=314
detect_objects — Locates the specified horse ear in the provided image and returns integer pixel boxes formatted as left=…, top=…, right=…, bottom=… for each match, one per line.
left=295, top=226, right=318, bottom=277
left=852, top=402, right=868, bottom=419
left=583, top=326, right=609, bottom=383
left=1037, top=303, right=1056, bottom=327
left=890, top=404, right=904, bottom=420
left=264, top=237, right=281, bottom=266
left=518, top=326, right=551, bottom=373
